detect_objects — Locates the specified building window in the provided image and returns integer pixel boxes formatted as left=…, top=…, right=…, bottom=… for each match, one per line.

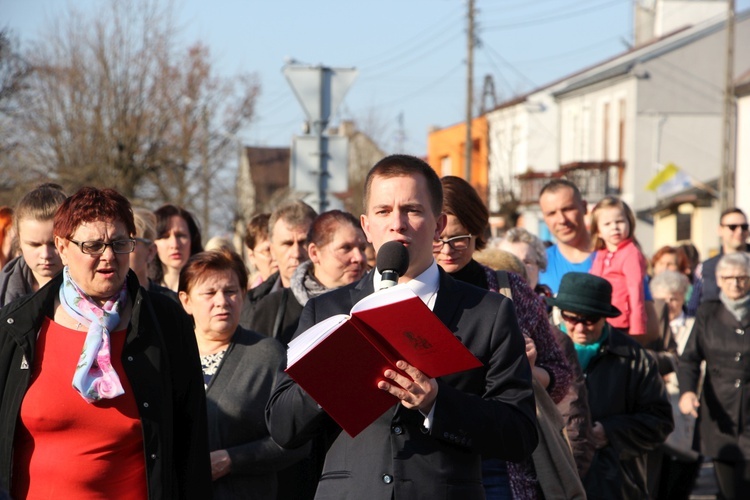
left=676, top=212, right=691, bottom=241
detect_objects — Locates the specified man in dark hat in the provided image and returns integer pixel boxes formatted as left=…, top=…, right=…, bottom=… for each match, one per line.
left=548, top=272, right=673, bottom=500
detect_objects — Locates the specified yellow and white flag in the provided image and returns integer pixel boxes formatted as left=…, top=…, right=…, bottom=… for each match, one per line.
left=645, top=163, right=680, bottom=191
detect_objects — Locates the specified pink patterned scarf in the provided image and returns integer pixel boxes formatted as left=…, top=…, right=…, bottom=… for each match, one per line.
left=59, top=266, right=127, bottom=403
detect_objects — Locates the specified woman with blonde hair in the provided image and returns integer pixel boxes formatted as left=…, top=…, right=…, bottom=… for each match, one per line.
left=0, top=184, right=67, bottom=307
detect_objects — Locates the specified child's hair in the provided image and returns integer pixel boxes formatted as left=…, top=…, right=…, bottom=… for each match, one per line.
left=589, top=196, right=639, bottom=251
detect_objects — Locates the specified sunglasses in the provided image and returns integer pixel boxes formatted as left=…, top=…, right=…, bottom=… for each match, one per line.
left=560, top=310, right=601, bottom=327
left=722, top=223, right=749, bottom=232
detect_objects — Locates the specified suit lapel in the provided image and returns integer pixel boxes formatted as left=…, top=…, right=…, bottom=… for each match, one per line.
left=349, top=271, right=375, bottom=307
left=433, top=269, right=464, bottom=331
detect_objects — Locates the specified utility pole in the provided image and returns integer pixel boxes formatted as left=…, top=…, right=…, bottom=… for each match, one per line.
left=464, top=0, right=475, bottom=182
left=720, top=0, right=736, bottom=211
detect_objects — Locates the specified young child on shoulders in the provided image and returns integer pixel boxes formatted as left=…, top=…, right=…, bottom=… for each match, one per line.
left=589, top=196, right=648, bottom=336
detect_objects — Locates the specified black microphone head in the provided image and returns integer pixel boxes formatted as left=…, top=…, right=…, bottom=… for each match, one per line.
left=376, top=241, right=409, bottom=276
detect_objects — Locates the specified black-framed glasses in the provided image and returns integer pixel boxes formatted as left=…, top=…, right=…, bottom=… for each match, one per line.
left=719, top=275, right=750, bottom=285
left=722, top=223, right=749, bottom=232
left=134, top=237, right=153, bottom=246
left=433, top=234, right=473, bottom=251
left=560, top=310, right=601, bottom=327
left=68, top=238, right=136, bottom=255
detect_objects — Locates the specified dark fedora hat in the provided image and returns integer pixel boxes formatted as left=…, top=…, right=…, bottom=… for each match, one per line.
left=546, top=272, right=621, bottom=318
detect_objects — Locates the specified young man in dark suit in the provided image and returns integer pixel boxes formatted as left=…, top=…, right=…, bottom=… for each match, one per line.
left=266, top=154, right=538, bottom=499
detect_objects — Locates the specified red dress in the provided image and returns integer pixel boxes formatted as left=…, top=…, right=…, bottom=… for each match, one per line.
left=11, top=318, right=148, bottom=500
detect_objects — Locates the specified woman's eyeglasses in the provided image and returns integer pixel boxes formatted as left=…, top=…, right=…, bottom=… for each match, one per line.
left=560, top=310, right=601, bottom=327
left=68, top=238, right=136, bottom=255
left=433, top=235, right=473, bottom=251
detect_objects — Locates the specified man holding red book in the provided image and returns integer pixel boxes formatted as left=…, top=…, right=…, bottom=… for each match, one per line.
left=266, top=154, right=537, bottom=500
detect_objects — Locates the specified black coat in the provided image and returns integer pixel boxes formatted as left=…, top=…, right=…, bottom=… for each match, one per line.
left=266, top=268, right=538, bottom=500
left=678, top=299, right=750, bottom=461
left=0, top=271, right=212, bottom=499
left=247, top=288, right=304, bottom=345
left=582, top=328, right=673, bottom=500
left=239, top=272, right=280, bottom=331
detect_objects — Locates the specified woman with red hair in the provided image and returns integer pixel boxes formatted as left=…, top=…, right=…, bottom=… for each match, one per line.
left=0, top=206, right=14, bottom=270
left=0, top=187, right=211, bottom=499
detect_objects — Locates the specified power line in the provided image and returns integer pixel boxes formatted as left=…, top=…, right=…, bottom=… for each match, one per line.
left=480, top=0, right=606, bottom=15
left=361, top=31, right=463, bottom=81
left=507, top=35, right=624, bottom=65
left=481, top=42, right=538, bottom=90
left=371, top=62, right=464, bottom=108
left=357, top=6, right=465, bottom=70
left=483, top=0, right=626, bottom=31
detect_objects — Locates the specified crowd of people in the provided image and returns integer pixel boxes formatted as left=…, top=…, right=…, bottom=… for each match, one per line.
left=0, top=155, right=747, bottom=499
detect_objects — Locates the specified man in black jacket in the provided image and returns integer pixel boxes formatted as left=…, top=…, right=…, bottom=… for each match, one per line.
left=687, top=207, right=750, bottom=315
left=239, top=200, right=316, bottom=329
left=266, top=154, right=538, bottom=500
left=548, top=272, right=674, bottom=499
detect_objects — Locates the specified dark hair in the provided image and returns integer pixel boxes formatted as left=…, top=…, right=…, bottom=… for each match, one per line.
left=677, top=241, right=700, bottom=280
left=720, top=207, right=746, bottom=223
left=268, top=200, right=317, bottom=240
left=179, top=248, right=248, bottom=295
left=364, top=154, right=443, bottom=216
left=154, top=204, right=203, bottom=254
left=539, top=179, right=583, bottom=204
left=244, top=213, right=270, bottom=249
left=151, top=204, right=203, bottom=283
left=651, top=245, right=689, bottom=274
left=589, top=196, right=639, bottom=251
left=307, top=210, right=362, bottom=249
left=15, top=183, right=68, bottom=234
left=441, top=176, right=489, bottom=251
left=53, top=187, right=135, bottom=239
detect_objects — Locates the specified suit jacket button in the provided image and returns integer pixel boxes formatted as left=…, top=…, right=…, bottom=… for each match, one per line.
left=735, top=379, right=741, bottom=388
left=736, top=329, right=745, bottom=335
left=392, top=426, right=403, bottom=435
left=382, top=474, right=393, bottom=484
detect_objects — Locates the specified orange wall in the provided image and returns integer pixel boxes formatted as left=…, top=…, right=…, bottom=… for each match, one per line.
left=426, top=116, right=488, bottom=205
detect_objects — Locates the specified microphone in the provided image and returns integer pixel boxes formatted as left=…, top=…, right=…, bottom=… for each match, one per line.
left=376, top=241, right=409, bottom=290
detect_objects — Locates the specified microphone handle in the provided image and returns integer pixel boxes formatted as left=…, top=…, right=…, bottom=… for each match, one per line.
left=379, top=270, right=399, bottom=290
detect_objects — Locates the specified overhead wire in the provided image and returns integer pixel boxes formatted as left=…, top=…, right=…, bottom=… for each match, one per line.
left=483, top=0, right=627, bottom=31
left=356, top=4, right=465, bottom=69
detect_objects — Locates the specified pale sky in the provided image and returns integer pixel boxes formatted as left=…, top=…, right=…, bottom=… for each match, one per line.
left=3, top=0, right=749, bottom=155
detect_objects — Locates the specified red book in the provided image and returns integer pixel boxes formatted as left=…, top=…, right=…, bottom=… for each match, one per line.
left=285, top=284, right=482, bottom=437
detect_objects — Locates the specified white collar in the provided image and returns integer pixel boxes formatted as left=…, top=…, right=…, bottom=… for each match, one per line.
left=372, top=260, right=440, bottom=310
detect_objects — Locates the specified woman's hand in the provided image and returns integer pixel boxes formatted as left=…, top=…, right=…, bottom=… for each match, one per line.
left=525, top=335, right=550, bottom=388
left=210, top=449, right=232, bottom=481
left=679, top=391, right=700, bottom=418
left=524, top=335, right=537, bottom=367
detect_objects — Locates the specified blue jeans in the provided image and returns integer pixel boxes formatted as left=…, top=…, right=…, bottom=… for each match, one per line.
left=482, top=458, right=512, bottom=500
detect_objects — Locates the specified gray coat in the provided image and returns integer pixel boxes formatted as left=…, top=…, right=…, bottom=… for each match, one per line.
left=0, top=256, right=35, bottom=308
left=207, top=327, right=308, bottom=500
